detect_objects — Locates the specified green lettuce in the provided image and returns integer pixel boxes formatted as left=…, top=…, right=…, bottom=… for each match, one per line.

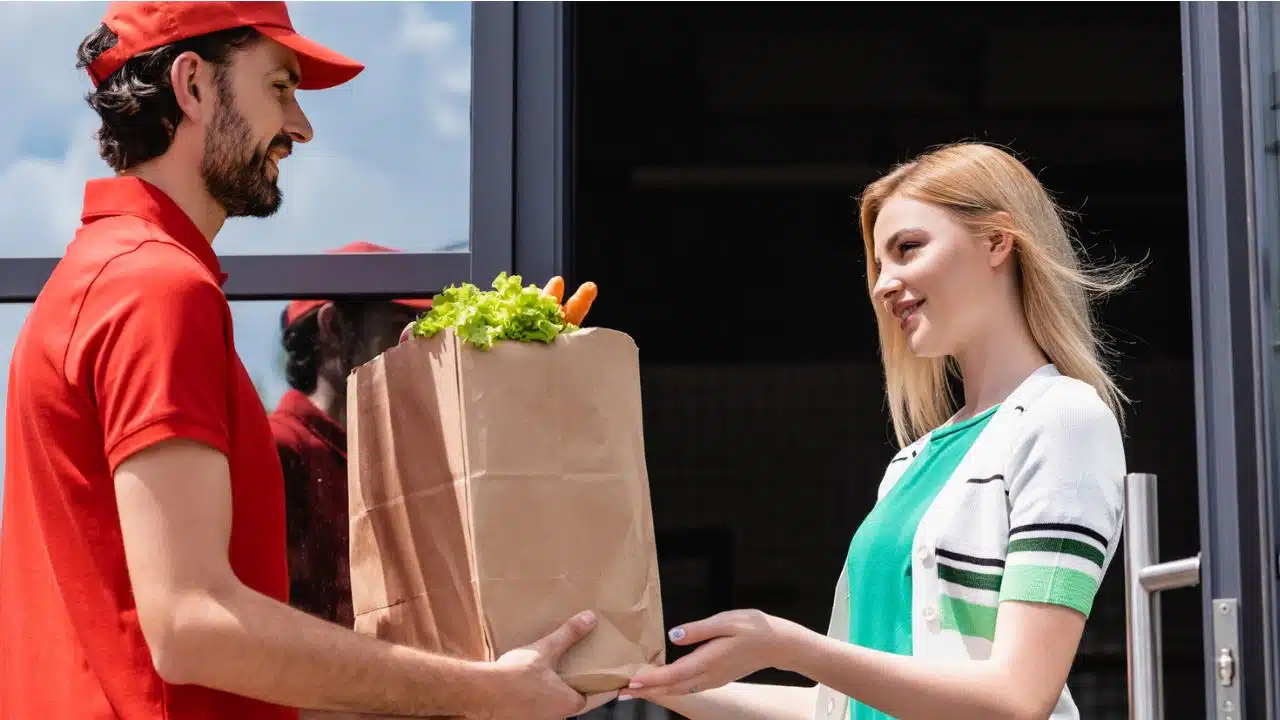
left=412, top=272, right=578, bottom=350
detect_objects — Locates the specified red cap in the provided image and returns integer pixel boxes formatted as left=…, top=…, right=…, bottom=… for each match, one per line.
left=282, top=241, right=434, bottom=329
left=88, top=2, right=364, bottom=91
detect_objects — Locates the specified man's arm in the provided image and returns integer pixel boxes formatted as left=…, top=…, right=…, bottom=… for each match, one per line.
left=116, top=438, right=590, bottom=718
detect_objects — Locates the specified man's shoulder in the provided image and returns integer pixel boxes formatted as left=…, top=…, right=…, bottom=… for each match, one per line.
left=54, top=225, right=229, bottom=338
left=268, top=409, right=302, bottom=442
left=268, top=407, right=315, bottom=457
left=34, top=219, right=233, bottom=393
left=64, top=216, right=221, bottom=292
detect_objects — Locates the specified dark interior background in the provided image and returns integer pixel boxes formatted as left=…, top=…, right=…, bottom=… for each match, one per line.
left=570, top=3, right=1200, bottom=718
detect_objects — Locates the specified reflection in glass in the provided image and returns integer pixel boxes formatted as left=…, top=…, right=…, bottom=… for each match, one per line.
left=0, top=303, right=32, bottom=520
left=1251, top=5, right=1280, bottom=668
left=0, top=2, right=472, bottom=258
left=231, top=301, right=293, bottom=412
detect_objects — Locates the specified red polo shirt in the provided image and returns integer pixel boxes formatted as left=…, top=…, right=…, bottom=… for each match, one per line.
left=0, top=177, right=294, bottom=720
left=269, top=389, right=353, bottom=627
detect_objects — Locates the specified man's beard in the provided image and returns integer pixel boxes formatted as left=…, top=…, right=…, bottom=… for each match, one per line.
left=200, top=89, right=291, bottom=219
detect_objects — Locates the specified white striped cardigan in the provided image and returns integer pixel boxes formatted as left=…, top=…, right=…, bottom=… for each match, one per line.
left=810, top=364, right=1128, bottom=720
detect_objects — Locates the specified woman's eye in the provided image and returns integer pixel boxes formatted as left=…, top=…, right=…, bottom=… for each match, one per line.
left=898, top=241, right=919, bottom=255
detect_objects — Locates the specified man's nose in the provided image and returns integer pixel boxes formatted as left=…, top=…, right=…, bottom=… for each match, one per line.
left=285, top=101, right=314, bottom=145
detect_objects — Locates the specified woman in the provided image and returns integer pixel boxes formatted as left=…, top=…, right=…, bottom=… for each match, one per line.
left=624, top=142, right=1138, bottom=720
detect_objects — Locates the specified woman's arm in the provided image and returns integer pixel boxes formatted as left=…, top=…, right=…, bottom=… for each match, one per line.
left=637, top=682, right=816, bottom=720
left=628, top=385, right=1122, bottom=719
left=627, top=600, right=1082, bottom=720
left=787, top=600, right=1082, bottom=720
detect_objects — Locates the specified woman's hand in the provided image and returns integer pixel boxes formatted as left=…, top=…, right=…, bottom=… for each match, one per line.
left=625, top=610, right=808, bottom=700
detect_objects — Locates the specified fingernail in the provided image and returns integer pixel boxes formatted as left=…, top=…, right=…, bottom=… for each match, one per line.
left=617, top=695, right=634, bottom=702
left=580, top=611, right=596, bottom=623
left=668, top=627, right=685, bottom=641
left=628, top=681, right=644, bottom=689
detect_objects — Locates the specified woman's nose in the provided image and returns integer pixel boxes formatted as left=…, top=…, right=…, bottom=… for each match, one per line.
left=873, top=273, right=902, bottom=302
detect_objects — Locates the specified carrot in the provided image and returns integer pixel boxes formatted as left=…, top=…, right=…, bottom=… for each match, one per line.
left=543, top=276, right=565, bottom=304
left=562, top=281, right=598, bottom=326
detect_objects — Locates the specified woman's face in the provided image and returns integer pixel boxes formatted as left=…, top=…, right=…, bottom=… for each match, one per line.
left=870, top=195, right=1009, bottom=358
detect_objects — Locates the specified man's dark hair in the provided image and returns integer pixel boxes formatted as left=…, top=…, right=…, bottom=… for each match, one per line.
left=75, top=24, right=261, bottom=172
left=282, top=303, right=375, bottom=395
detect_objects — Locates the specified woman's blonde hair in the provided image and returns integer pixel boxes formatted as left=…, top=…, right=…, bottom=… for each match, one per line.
left=858, top=142, right=1140, bottom=447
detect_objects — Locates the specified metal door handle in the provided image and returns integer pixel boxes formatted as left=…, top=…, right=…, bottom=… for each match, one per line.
left=1124, top=472, right=1202, bottom=720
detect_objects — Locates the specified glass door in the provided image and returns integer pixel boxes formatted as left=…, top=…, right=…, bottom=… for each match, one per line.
left=1241, top=1, right=1280, bottom=715
left=1177, top=2, right=1280, bottom=717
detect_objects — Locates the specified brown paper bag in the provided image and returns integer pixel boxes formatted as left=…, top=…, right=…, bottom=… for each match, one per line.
left=346, top=326, right=665, bottom=695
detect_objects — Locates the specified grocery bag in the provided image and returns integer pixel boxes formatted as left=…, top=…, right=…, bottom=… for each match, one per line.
left=346, top=275, right=665, bottom=695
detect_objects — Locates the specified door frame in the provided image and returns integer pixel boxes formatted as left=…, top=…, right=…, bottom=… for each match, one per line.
left=1182, top=2, right=1279, bottom=716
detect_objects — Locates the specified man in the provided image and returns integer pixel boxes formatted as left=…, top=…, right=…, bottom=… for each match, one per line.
left=0, top=4, right=601, bottom=719
left=271, top=241, right=432, bottom=630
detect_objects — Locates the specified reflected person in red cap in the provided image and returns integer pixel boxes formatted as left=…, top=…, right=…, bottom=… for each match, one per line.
left=268, top=242, right=429, bottom=634
left=0, top=4, right=600, bottom=720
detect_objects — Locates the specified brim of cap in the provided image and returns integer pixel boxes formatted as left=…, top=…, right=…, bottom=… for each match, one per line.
left=257, top=25, right=365, bottom=90
left=392, top=298, right=435, bottom=310
left=282, top=297, right=433, bottom=330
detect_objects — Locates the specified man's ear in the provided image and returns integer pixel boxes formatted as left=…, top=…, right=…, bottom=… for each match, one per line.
left=169, top=51, right=212, bottom=124
left=315, top=303, right=341, bottom=344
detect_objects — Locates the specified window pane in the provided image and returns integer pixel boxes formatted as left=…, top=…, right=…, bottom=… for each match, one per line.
left=232, top=301, right=294, bottom=412
left=0, top=2, right=471, bottom=257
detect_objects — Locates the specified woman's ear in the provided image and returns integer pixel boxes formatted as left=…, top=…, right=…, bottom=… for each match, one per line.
left=987, top=211, right=1017, bottom=268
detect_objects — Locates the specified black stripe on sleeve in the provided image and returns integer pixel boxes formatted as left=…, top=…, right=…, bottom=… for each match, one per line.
left=936, top=547, right=1005, bottom=568
left=1009, top=522, right=1109, bottom=547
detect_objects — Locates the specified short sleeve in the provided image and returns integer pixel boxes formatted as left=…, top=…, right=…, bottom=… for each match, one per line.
left=997, top=384, right=1127, bottom=618
left=72, top=244, right=233, bottom=473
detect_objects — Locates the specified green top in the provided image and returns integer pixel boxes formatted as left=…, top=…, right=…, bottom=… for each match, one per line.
left=844, top=404, right=999, bottom=719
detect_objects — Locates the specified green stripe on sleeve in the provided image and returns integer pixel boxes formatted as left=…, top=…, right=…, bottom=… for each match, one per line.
left=937, top=564, right=1002, bottom=592
left=1007, top=536, right=1105, bottom=567
left=940, top=595, right=998, bottom=641
left=999, top=565, right=1100, bottom=617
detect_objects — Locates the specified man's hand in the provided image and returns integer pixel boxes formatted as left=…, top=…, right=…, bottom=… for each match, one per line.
left=476, top=611, right=599, bottom=720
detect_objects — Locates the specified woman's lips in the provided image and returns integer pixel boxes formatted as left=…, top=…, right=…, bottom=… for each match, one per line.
left=897, top=299, right=925, bottom=329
